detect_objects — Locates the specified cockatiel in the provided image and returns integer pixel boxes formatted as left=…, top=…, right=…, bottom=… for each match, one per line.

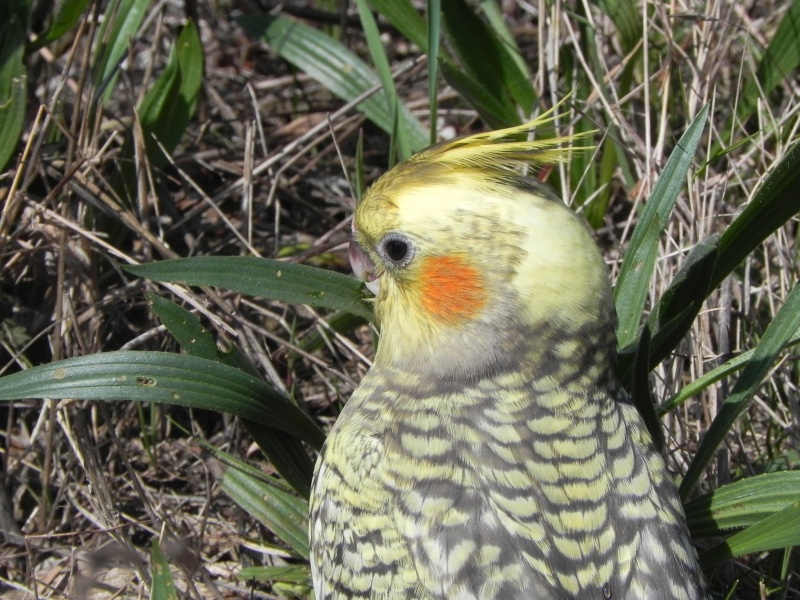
left=309, top=107, right=709, bottom=599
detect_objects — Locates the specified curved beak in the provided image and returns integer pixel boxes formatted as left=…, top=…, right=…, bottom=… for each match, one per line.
left=349, top=240, right=380, bottom=296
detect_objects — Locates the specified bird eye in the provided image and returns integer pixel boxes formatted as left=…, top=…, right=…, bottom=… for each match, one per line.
left=379, top=233, right=415, bottom=267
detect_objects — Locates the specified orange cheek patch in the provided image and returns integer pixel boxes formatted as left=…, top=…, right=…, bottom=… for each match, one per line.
left=419, top=255, right=487, bottom=323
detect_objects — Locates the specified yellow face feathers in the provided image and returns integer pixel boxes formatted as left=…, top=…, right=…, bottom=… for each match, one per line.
left=351, top=111, right=604, bottom=378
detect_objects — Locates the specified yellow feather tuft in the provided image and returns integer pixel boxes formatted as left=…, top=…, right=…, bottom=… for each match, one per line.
left=414, top=95, right=596, bottom=173
left=361, top=95, right=596, bottom=210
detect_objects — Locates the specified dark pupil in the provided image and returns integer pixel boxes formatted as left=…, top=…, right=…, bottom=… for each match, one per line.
left=385, top=239, right=408, bottom=262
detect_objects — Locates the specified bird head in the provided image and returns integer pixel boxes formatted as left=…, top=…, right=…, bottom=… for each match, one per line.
left=350, top=108, right=612, bottom=384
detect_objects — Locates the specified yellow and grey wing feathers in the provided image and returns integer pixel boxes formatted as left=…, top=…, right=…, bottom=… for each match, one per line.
left=311, top=352, right=706, bottom=599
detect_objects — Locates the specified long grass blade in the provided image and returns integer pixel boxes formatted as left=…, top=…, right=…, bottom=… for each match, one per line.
left=427, top=0, right=441, bottom=144
left=439, top=0, right=522, bottom=125
left=0, top=351, right=326, bottom=449
left=737, top=0, right=800, bottom=124
left=368, top=0, right=427, bottom=50
left=125, top=256, right=373, bottom=322
left=614, top=103, right=710, bottom=349
left=356, top=0, right=410, bottom=159
left=658, top=327, right=800, bottom=415
left=35, top=0, right=92, bottom=47
left=136, top=20, right=203, bottom=166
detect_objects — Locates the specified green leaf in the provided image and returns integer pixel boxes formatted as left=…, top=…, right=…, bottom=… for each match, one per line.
left=630, top=324, right=664, bottom=452
left=194, top=434, right=311, bottom=563
left=137, top=20, right=203, bottom=167
left=624, top=237, right=718, bottom=438
left=368, top=0, right=427, bottom=50
left=619, top=234, right=719, bottom=387
left=0, top=0, right=29, bottom=27
left=680, top=281, right=800, bottom=499
left=441, top=0, right=528, bottom=120
left=0, top=351, right=325, bottom=449
left=150, top=540, right=179, bottom=600
left=148, top=294, right=315, bottom=496
left=218, top=462, right=310, bottom=559
left=439, top=60, right=519, bottom=128
left=642, top=234, right=719, bottom=371
left=37, top=0, right=92, bottom=46
left=710, top=139, right=800, bottom=293
left=475, top=0, right=534, bottom=112
left=148, top=294, right=259, bottom=377
left=238, top=565, right=312, bottom=585
left=685, top=471, right=800, bottom=538
left=244, top=424, right=315, bottom=498
left=0, top=17, right=26, bottom=171
left=126, top=256, right=374, bottom=322
left=427, top=0, right=441, bottom=145
left=614, top=103, right=710, bottom=349
left=237, top=13, right=428, bottom=157
left=92, top=0, right=151, bottom=102
left=699, top=501, right=800, bottom=568
left=356, top=0, right=410, bottom=159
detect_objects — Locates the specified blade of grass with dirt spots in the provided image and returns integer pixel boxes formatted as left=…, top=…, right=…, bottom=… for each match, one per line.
left=126, top=257, right=374, bottom=322
left=237, top=13, right=428, bottom=158
left=150, top=540, right=179, bottom=600
left=0, top=351, right=325, bottom=449
left=148, top=294, right=316, bottom=496
left=680, top=281, right=800, bottom=499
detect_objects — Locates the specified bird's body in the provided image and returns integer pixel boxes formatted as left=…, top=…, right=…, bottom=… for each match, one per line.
left=310, top=111, right=708, bottom=599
